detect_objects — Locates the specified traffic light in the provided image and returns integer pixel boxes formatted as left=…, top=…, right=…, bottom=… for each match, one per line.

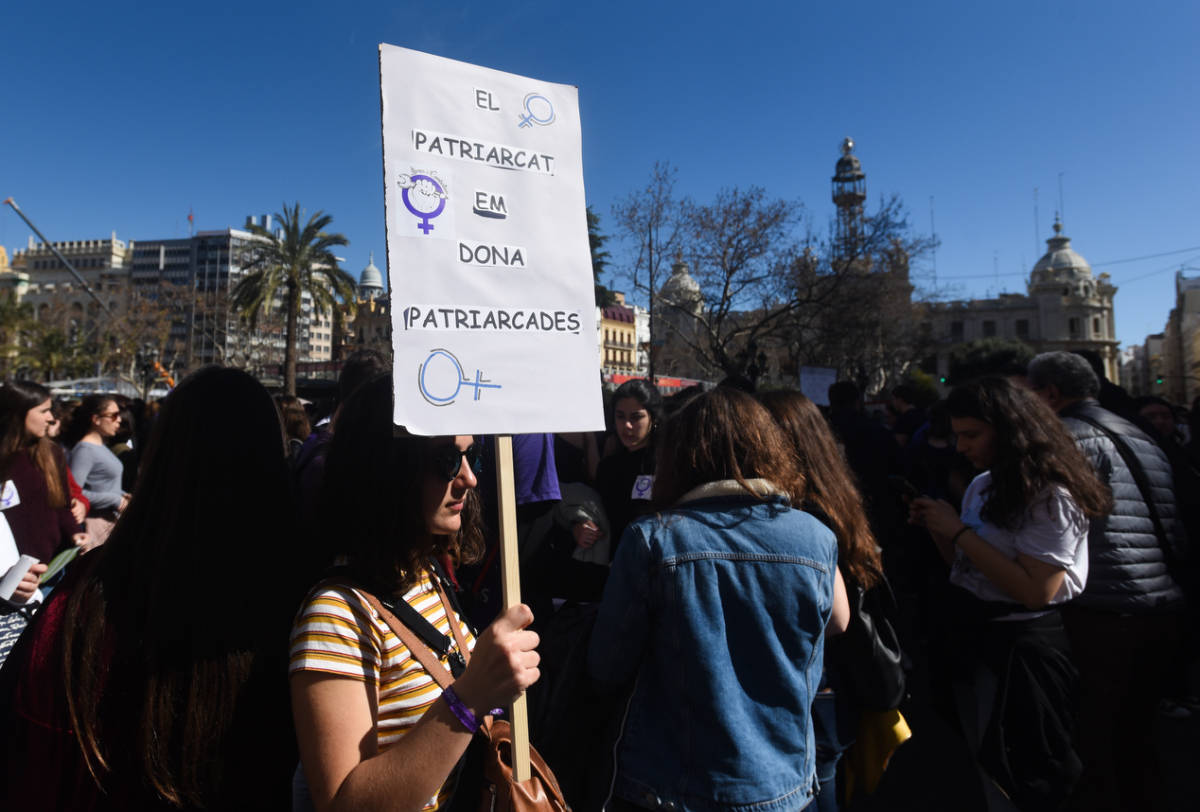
left=1156, top=376, right=1164, bottom=386
left=938, top=376, right=947, bottom=384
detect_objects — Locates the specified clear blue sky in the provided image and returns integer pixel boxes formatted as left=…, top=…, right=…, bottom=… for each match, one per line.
left=2, top=0, right=1196, bottom=351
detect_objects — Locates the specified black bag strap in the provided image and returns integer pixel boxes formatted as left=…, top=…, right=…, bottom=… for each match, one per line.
left=429, top=557, right=478, bottom=640
left=1070, top=411, right=1175, bottom=561
left=360, top=589, right=458, bottom=688
left=323, top=567, right=468, bottom=679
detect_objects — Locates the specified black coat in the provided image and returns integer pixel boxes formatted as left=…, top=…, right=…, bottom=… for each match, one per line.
left=1060, top=399, right=1185, bottom=613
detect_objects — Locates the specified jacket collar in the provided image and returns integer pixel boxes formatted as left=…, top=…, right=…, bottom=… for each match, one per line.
left=676, top=478, right=788, bottom=506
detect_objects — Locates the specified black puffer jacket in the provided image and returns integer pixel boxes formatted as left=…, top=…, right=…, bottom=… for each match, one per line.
left=1060, top=400, right=1185, bottom=613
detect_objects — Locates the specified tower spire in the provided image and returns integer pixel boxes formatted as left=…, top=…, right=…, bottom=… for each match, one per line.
left=831, top=137, right=866, bottom=260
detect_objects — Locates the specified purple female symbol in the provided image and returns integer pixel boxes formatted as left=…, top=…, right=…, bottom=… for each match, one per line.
left=400, top=174, right=447, bottom=234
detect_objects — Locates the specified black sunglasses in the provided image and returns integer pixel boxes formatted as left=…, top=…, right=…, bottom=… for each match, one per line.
left=431, top=443, right=480, bottom=481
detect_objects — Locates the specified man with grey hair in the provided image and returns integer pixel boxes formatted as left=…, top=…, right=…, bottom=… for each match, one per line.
left=1028, top=350, right=1185, bottom=812
left=1026, top=351, right=1102, bottom=403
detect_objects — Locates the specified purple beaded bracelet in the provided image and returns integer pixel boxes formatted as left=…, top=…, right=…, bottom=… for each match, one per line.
left=441, top=685, right=479, bottom=733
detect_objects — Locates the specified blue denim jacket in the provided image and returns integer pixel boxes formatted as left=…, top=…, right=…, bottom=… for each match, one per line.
left=588, top=481, right=837, bottom=812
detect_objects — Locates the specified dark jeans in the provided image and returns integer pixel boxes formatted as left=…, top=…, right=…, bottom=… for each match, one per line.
left=812, top=691, right=854, bottom=812
left=1061, top=605, right=1183, bottom=812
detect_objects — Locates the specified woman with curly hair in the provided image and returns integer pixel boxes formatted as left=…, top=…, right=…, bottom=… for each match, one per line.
left=908, top=377, right=1111, bottom=811
left=289, top=374, right=540, bottom=812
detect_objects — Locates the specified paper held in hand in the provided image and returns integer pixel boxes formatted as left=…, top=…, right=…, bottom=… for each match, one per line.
left=379, top=44, right=604, bottom=437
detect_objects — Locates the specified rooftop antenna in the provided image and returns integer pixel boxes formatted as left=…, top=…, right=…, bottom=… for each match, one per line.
left=994, top=250, right=999, bottom=288
left=1057, top=172, right=1066, bottom=227
left=1033, top=187, right=1040, bottom=253
left=929, top=195, right=937, bottom=286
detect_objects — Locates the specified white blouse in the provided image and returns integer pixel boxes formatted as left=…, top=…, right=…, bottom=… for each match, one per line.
left=950, top=471, right=1089, bottom=607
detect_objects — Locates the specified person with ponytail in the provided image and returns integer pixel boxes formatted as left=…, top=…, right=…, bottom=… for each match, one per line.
left=64, top=394, right=130, bottom=549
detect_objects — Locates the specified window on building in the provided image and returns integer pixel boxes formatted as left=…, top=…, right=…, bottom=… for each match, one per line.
left=1016, top=319, right=1029, bottom=338
left=1093, top=317, right=1102, bottom=337
left=950, top=321, right=964, bottom=341
left=983, top=320, right=997, bottom=338
left=1069, top=317, right=1080, bottom=338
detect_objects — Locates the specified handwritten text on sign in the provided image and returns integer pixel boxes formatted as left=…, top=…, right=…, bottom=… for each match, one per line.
left=380, top=45, right=603, bottom=435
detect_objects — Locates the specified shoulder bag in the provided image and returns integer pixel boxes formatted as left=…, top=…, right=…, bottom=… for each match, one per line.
left=358, top=574, right=571, bottom=812
left=826, top=569, right=907, bottom=711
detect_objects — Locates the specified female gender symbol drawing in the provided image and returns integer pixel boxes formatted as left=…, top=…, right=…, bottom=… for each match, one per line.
left=419, top=349, right=502, bottom=407
left=517, top=93, right=555, bottom=128
left=398, top=173, right=447, bottom=234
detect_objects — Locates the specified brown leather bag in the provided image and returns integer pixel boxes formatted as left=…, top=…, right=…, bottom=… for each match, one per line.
left=360, top=580, right=571, bottom=812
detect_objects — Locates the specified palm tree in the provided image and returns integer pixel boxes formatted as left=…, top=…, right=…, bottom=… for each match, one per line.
left=232, top=203, right=358, bottom=394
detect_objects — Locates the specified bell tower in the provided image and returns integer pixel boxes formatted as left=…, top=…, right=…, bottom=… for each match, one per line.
left=831, top=137, right=867, bottom=260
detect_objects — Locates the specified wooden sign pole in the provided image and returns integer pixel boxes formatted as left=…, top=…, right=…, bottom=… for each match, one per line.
left=493, top=434, right=532, bottom=782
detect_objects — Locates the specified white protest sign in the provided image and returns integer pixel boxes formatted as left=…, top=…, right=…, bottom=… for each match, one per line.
left=799, top=365, right=839, bottom=407
left=380, top=44, right=605, bottom=436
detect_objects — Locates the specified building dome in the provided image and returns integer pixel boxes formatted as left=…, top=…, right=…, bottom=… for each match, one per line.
left=1031, top=217, right=1092, bottom=286
left=833, top=137, right=864, bottom=179
left=359, top=252, right=384, bottom=299
left=658, top=254, right=703, bottom=314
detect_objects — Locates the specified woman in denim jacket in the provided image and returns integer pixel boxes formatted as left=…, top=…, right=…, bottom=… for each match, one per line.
left=589, top=387, right=849, bottom=812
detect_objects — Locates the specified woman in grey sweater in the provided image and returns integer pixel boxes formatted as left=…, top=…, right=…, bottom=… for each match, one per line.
left=65, top=395, right=128, bottom=550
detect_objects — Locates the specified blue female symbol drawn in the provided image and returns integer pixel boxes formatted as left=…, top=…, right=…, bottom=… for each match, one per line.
left=399, top=173, right=447, bottom=234
left=418, top=349, right=502, bottom=407
left=517, top=93, right=555, bottom=128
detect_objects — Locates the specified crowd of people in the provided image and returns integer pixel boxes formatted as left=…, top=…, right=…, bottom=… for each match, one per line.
left=0, top=347, right=1195, bottom=811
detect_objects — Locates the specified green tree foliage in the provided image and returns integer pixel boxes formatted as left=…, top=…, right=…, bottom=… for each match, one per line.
left=948, top=338, right=1034, bottom=383
left=232, top=203, right=357, bottom=395
left=587, top=205, right=616, bottom=307
left=16, top=322, right=92, bottom=381
left=904, top=369, right=941, bottom=407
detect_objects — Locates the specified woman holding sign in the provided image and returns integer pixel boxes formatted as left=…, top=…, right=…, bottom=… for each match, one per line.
left=290, top=374, right=541, bottom=812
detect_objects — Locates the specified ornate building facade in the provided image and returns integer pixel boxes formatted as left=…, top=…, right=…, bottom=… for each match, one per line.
left=342, top=252, right=391, bottom=359
left=923, top=217, right=1119, bottom=382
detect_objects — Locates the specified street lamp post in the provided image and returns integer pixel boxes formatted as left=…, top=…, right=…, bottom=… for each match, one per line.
left=136, top=343, right=158, bottom=400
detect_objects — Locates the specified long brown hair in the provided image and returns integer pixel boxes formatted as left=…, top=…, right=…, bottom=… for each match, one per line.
left=60, top=367, right=306, bottom=808
left=946, top=377, right=1112, bottom=529
left=317, top=374, right=484, bottom=594
left=760, top=390, right=882, bottom=588
left=0, top=380, right=68, bottom=507
left=652, top=387, right=804, bottom=506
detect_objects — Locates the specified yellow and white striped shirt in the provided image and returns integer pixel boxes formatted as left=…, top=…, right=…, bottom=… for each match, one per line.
left=289, top=573, right=475, bottom=808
